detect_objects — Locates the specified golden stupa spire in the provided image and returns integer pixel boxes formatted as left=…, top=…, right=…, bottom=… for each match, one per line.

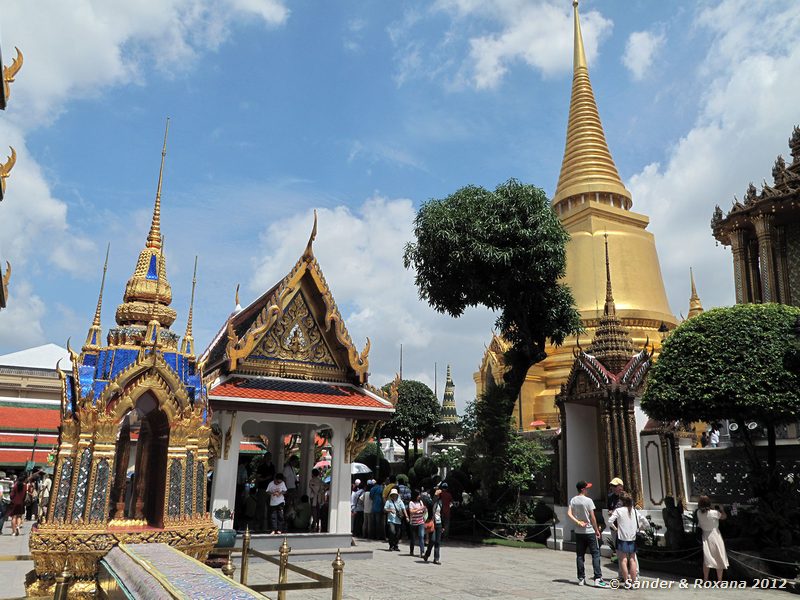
left=553, top=1, right=631, bottom=210
left=181, top=256, right=198, bottom=356
left=603, top=233, right=615, bottom=317
left=83, top=243, right=110, bottom=352
left=687, top=267, right=704, bottom=319
left=147, top=118, right=169, bottom=250
left=115, top=119, right=176, bottom=330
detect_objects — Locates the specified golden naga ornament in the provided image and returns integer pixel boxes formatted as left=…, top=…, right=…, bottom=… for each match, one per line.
left=2, top=47, right=23, bottom=103
left=0, top=146, right=16, bottom=197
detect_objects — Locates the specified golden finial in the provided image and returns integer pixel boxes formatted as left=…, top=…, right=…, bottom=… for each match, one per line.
left=603, top=233, right=615, bottom=316
left=303, top=209, right=318, bottom=261
left=181, top=256, right=198, bottom=356
left=1, top=260, right=10, bottom=291
left=234, top=283, right=241, bottom=311
left=3, top=47, right=23, bottom=104
left=83, top=243, right=110, bottom=352
left=0, top=147, right=16, bottom=198
left=553, top=1, right=631, bottom=210
left=687, top=267, right=704, bottom=319
left=147, top=118, right=169, bottom=250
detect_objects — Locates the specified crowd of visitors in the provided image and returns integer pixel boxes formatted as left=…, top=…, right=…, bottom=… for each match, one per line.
left=0, top=467, right=51, bottom=535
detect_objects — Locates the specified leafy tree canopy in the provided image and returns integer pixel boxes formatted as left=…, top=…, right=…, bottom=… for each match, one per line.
left=403, top=179, right=581, bottom=393
left=642, top=303, right=800, bottom=424
left=380, top=379, right=440, bottom=465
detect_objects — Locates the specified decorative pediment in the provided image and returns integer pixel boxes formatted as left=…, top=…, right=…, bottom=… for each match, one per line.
left=213, top=212, right=370, bottom=384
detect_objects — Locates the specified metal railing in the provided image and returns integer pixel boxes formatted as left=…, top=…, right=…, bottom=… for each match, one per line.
left=222, top=528, right=345, bottom=600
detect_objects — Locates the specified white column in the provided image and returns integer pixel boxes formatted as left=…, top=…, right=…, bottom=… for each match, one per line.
left=210, top=411, right=243, bottom=524
left=329, top=419, right=353, bottom=535
left=300, top=425, right=315, bottom=498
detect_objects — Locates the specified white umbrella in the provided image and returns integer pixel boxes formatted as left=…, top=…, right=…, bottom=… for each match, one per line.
left=351, top=462, right=372, bottom=475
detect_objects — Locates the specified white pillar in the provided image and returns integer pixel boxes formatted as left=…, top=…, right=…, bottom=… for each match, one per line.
left=329, top=419, right=353, bottom=535
left=210, top=411, right=243, bottom=525
left=300, top=425, right=315, bottom=498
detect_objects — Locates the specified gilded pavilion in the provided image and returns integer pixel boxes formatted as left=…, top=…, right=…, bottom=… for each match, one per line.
left=27, top=124, right=217, bottom=597
left=711, top=126, right=800, bottom=305
left=475, top=0, right=677, bottom=433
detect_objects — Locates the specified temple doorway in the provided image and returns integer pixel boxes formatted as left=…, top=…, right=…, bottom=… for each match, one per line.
left=109, top=392, right=169, bottom=526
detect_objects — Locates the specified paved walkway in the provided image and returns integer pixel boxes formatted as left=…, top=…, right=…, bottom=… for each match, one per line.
left=0, top=524, right=791, bottom=599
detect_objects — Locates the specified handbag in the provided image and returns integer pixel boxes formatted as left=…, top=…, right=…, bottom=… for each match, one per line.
left=425, top=520, right=435, bottom=534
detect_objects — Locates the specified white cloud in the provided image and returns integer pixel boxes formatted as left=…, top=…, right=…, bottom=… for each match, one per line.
left=390, top=1, right=613, bottom=89
left=628, top=0, right=800, bottom=316
left=622, top=30, right=665, bottom=80
left=248, top=198, right=494, bottom=410
left=0, top=280, right=47, bottom=348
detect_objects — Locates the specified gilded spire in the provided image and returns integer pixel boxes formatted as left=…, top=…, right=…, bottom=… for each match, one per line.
left=687, top=267, right=704, bottom=319
left=553, top=1, right=631, bottom=210
left=115, top=120, right=176, bottom=330
left=588, top=235, right=635, bottom=372
left=147, top=118, right=169, bottom=250
left=181, top=256, right=198, bottom=356
left=83, top=243, right=110, bottom=352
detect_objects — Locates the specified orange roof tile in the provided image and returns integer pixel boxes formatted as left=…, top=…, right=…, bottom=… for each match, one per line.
left=0, top=406, right=61, bottom=432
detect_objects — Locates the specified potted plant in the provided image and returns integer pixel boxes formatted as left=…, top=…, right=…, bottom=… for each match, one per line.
left=214, top=506, right=236, bottom=548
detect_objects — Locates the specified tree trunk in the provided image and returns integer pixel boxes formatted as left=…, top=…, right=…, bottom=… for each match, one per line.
left=766, top=422, right=777, bottom=473
left=412, top=437, right=418, bottom=467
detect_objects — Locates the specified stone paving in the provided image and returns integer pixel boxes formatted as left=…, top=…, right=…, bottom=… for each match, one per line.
left=0, top=521, right=791, bottom=600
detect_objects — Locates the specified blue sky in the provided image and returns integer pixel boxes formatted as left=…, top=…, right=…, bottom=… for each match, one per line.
left=1, top=1, right=800, bottom=410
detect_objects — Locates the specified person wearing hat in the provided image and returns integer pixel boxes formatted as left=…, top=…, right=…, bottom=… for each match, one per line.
left=383, top=487, right=407, bottom=551
left=605, top=477, right=625, bottom=556
left=567, top=481, right=609, bottom=588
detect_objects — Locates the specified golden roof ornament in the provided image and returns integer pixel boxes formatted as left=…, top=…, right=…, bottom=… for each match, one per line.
left=83, top=243, right=110, bottom=353
left=115, top=119, right=177, bottom=328
left=553, top=1, right=631, bottom=210
left=687, top=267, right=704, bottom=319
left=2, top=47, right=23, bottom=105
left=180, top=256, right=198, bottom=357
left=0, top=146, right=16, bottom=198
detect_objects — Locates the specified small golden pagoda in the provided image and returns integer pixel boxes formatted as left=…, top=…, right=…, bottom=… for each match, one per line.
left=27, top=123, right=216, bottom=598
left=476, top=0, right=677, bottom=431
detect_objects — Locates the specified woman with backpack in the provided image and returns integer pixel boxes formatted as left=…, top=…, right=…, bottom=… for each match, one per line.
left=607, top=493, right=648, bottom=587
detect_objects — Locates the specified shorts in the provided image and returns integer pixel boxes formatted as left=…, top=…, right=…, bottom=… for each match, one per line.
left=617, top=539, right=636, bottom=554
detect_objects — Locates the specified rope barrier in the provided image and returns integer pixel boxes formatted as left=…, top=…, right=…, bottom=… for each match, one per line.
left=728, top=554, right=799, bottom=581
left=728, top=549, right=800, bottom=567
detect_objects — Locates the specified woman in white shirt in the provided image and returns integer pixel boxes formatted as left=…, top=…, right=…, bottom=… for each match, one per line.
left=696, top=495, right=728, bottom=582
left=608, top=493, right=648, bottom=587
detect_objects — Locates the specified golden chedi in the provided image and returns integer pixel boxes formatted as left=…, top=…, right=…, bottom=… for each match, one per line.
left=476, top=0, right=677, bottom=430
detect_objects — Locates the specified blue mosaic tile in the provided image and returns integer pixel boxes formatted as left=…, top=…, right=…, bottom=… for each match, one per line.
left=110, top=349, right=138, bottom=378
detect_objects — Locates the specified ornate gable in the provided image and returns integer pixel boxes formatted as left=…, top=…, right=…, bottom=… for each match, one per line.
left=205, top=213, right=370, bottom=384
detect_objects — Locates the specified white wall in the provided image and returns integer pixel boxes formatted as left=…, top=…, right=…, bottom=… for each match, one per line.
left=565, top=403, right=600, bottom=501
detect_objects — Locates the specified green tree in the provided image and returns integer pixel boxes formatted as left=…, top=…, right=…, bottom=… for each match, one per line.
left=642, top=303, right=800, bottom=475
left=380, top=380, right=441, bottom=468
left=403, top=179, right=581, bottom=398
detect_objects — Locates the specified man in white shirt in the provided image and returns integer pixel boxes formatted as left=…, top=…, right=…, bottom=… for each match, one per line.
left=567, top=480, right=609, bottom=588
left=267, top=473, right=288, bottom=534
left=709, top=425, right=720, bottom=448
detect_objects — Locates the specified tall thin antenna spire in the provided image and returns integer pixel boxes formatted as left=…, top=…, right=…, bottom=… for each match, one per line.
left=83, top=243, right=110, bottom=352
left=181, top=256, right=198, bottom=356
left=434, top=362, right=438, bottom=398
left=147, top=118, right=170, bottom=250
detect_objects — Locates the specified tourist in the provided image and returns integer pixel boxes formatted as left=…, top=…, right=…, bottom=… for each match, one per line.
left=567, top=480, right=609, bottom=588
left=396, top=475, right=412, bottom=543
left=351, top=480, right=365, bottom=536
left=696, top=495, right=728, bottom=582
left=708, top=424, right=720, bottom=448
left=9, top=475, right=26, bottom=536
left=438, top=482, right=453, bottom=538
left=362, top=481, right=374, bottom=538
left=256, top=453, right=275, bottom=532
left=423, top=487, right=443, bottom=565
left=700, top=431, right=709, bottom=448
left=607, top=493, right=647, bottom=587
left=383, top=488, right=406, bottom=551
left=369, top=477, right=384, bottom=539
left=293, top=494, right=312, bottom=531
left=283, top=455, right=300, bottom=516
left=308, top=468, right=325, bottom=532
left=605, top=477, right=624, bottom=554
left=24, top=471, right=39, bottom=521
left=38, top=473, right=52, bottom=522
left=267, top=472, right=287, bottom=534
left=382, top=475, right=397, bottom=501
left=242, top=486, right=258, bottom=532
left=0, top=483, right=9, bottom=532
left=407, top=490, right=426, bottom=556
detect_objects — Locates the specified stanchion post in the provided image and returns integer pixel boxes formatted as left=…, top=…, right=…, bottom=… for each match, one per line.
left=277, top=536, right=291, bottom=600
left=240, top=526, right=251, bottom=585
left=222, top=550, right=236, bottom=580
left=53, top=565, right=70, bottom=600
left=472, top=515, right=476, bottom=542
left=331, top=549, right=345, bottom=600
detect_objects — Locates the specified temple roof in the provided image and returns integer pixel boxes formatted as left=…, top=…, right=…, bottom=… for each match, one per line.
left=440, top=365, right=459, bottom=423
left=201, top=212, right=371, bottom=387
left=712, top=125, right=800, bottom=243
left=553, top=0, right=631, bottom=210
left=0, top=344, right=71, bottom=370
left=208, top=375, right=393, bottom=416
